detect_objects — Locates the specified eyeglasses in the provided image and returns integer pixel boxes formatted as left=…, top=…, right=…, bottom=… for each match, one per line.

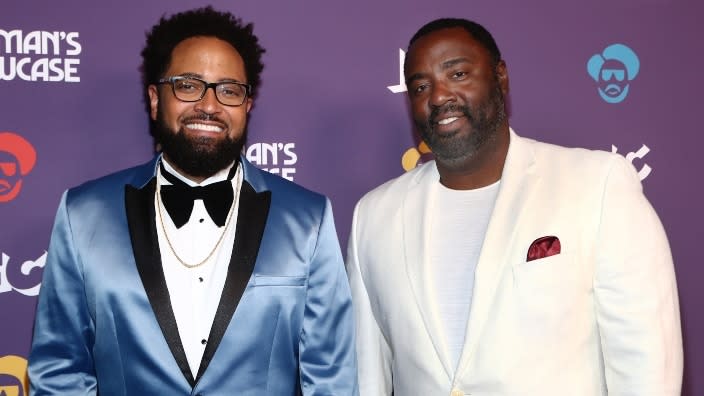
left=601, top=69, right=625, bottom=82
left=156, top=76, right=251, bottom=107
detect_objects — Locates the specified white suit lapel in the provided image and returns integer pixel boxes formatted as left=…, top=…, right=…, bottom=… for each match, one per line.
left=402, top=162, right=454, bottom=379
left=455, top=130, right=540, bottom=376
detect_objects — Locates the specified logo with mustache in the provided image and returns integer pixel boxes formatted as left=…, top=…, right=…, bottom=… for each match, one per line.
left=587, top=43, right=640, bottom=104
left=0, top=132, right=37, bottom=203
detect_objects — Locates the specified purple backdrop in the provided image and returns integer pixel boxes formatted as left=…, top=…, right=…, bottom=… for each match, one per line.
left=2, top=0, right=701, bottom=394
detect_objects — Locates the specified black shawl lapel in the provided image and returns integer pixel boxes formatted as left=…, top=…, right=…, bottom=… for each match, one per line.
left=195, top=180, right=271, bottom=381
left=125, top=179, right=196, bottom=387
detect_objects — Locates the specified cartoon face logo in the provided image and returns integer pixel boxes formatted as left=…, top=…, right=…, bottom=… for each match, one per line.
left=0, top=355, right=29, bottom=396
left=0, top=132, right=37, bottom=203
left=587, top=44, right=640, bottom=104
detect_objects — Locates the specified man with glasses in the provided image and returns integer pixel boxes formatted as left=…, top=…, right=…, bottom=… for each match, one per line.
left=28, top=7, right=357, bottom=395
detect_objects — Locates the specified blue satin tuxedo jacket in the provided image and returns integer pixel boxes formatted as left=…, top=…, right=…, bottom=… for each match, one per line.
left=28, top=156, right=358, bottom=396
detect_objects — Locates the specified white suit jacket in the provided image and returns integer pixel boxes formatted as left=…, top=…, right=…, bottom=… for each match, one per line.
left=347, top=130, right=682, bottom=396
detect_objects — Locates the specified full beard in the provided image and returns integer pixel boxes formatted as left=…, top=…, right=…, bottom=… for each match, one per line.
left=154, top=113, right=245, bottom=178
left=415, top=81, right=506, bottom=167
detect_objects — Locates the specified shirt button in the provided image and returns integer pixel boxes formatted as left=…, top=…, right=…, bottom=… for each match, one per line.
left=201, top=339, right=207, bottom=345
left=451, top=389, right=464, bottom=396
left=198, top=277, right=204, bottom=282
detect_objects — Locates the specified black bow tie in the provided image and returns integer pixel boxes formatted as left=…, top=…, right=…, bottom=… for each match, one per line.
left=159, top=164, right=236, bottom=229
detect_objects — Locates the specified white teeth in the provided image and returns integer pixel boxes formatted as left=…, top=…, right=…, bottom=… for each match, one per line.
left=437, top=117, right=459, bottom=125
left=186, top=123, right=223, bottom=132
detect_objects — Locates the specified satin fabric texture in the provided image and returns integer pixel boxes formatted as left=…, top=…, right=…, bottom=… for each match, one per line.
left=29, top=155, right=358, bottom=396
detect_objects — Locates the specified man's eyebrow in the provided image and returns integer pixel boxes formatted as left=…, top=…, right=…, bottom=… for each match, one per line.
left=173, top=73, right=245, bottom=84
left=177, top=72, right=203, bottom=79
left=440, top=57, right=470, bottom=70
left=405, top=72, right=425, bottom=86
left=405, top=57, right=472, bottom=85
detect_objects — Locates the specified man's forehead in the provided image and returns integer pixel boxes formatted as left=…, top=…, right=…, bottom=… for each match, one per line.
left=166, top=37, right=247, bottom=81
left=409, top=29, right=484, bottom=62
left=405, top=28, right=485, bottom=77
left=411, top=27, right=481, bottom=51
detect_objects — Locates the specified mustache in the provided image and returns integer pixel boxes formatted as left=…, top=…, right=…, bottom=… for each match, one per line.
left=184, top=112, right=225, bottom=125
left=603, top=83, right=622, bottom=93
left=429, top=103, right=471, bottom=125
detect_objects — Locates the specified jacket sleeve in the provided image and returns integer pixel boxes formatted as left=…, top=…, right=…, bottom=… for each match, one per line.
left=593, top=155, right=683, bottom=395
left=28, top=191, right=98, bottom=395
left=346, top=200, right=393, bottom=395
left=298, top=198, right=359, bottom=395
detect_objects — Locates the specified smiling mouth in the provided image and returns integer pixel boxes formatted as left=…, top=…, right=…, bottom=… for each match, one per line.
left=185, top=122, right=225, bottom=133
left=436, top=116, right=460, bottom=126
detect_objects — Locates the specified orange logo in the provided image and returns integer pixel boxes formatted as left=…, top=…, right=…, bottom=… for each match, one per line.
left=0, top=132, right=37, bottom=203
left=401, top=141, right=432, bottom=172
left=0, top=355, right=29, bottom=396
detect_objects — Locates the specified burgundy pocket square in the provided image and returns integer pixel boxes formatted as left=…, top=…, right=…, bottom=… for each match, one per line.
left=526, top=236, right=561, bottom=262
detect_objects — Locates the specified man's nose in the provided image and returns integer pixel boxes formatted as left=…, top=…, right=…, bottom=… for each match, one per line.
left=429, top=80, right=456, bottom=107
left=195, top=86, right=221, bottom=113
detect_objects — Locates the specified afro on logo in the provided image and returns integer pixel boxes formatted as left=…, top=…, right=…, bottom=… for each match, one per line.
left=587, top=44, right=640, bottom=104
left=0, top=132, right=36, bottom=203
left=0, top=355, right=29, bottom=396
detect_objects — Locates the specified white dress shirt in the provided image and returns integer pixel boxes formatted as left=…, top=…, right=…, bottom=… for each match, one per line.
left=155, top=158, right=242, bottom=377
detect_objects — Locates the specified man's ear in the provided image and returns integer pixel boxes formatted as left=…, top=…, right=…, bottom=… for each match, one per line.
left=148, top=85, right=159, bottom=121
left=245, top=97, right=253, bottom=113
left=496, top=60, right=509, bottom=96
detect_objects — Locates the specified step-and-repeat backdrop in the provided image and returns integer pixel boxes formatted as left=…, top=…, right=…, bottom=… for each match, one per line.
left=2, top=0, right=701, bottom=394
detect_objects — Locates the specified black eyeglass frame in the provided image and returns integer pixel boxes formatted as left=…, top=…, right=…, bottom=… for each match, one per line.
left=156, top=76, right=252, bottom=107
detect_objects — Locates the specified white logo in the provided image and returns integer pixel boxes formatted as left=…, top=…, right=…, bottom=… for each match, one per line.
left=0, top=251, right=46, bottom=296
left=246, top=142, right=298, bottom=181
left=611, top=143, right=652, bottom=180
left=0, top=29, right=82, bottom=82
left=387, top=49, right=407, bottom=93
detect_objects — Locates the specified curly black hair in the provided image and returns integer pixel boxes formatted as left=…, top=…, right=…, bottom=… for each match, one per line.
left=404, top=18, right=501, bottom=77
left=141, top=6, right=266, bottom=103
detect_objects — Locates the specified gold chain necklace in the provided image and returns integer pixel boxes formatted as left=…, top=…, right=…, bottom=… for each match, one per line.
left=155, top=167, right=240, bottom=269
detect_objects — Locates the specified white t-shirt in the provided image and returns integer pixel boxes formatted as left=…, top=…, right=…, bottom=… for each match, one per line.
left=428, top=179, right=500, bottom=372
